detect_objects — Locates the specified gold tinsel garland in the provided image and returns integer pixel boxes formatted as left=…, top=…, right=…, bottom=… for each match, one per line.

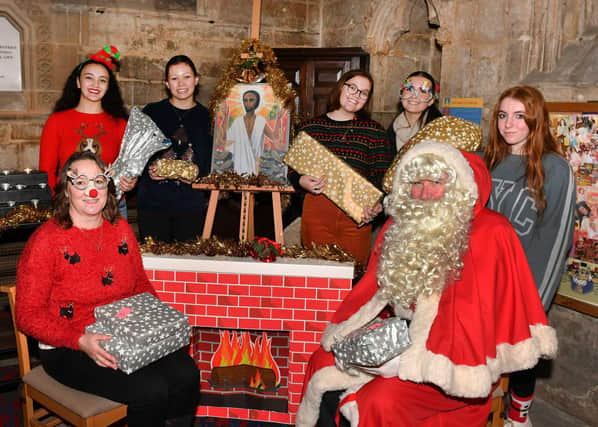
left=140, top=236, right=358, bottom=268
left=0, top=205, right=52, bottom=234
left=196, top=170, right=289, bottom=189
left=208, top=39, right=296, bottom=114
left=1, top=206, right=361, bottom=273
left=196, top=170, right=293, bottom=210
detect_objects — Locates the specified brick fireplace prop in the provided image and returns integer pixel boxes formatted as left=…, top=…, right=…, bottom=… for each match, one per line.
left=143, top=254, right=354, bottom=425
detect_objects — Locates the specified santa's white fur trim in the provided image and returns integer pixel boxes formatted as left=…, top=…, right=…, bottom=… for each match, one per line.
left=295, top=365, right=371, bottom=427
left=398, top=293, right=558, bottom=398
left=321, top=290, right=389, bottom=351
left=392, top=303, right=414, bottom=320
left=340, top=400, right=359, bottom=427
left=393, top=140, right=477, bottom=200
left=339, top=386, right=364, bottom=427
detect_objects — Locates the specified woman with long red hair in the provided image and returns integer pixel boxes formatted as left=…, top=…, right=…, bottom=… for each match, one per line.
left=483, top=85, right=575, bottom=427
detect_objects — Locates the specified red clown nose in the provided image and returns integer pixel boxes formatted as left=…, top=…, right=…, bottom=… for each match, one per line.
left=89, top=189, right=98, bottom=198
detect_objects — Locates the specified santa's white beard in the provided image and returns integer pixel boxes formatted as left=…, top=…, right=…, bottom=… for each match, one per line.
left=377, top=189, right=474, bottom=308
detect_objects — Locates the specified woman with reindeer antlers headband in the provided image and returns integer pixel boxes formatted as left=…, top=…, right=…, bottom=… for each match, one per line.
left=38, top=45, right=136, bottom=218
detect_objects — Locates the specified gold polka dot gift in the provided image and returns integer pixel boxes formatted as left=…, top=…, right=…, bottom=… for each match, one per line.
left=382, top=116, right=482, bottom=193
left=154, top=159, right=199, bottom=182
left=284, top=131, right=383, bottom=224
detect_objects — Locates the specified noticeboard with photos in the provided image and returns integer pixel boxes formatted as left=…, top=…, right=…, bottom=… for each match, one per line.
left=549, top=102, right=598, bottom=317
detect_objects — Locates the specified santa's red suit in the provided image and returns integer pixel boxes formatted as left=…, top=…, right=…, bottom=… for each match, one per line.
left=296, top=142, right=558, bottom=427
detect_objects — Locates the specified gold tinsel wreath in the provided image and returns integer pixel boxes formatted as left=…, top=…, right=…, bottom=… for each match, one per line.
left=208, top=39, right=296, bottom=115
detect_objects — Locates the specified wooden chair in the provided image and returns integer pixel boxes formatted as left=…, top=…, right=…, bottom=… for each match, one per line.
left=487, top=374, right=510, bottom=427
left=0, top=284, right=127, bottom=427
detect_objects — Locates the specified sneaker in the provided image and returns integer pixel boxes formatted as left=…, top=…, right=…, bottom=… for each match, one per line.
left=505, top=418, right=533, bottom=427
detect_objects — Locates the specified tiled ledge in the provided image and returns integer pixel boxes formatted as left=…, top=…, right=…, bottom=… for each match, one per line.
left=142, top=253, right=354, bottom=279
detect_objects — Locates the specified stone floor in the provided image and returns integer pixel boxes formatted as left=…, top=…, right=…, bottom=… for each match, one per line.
left=531, top=397, right=591, bottom=427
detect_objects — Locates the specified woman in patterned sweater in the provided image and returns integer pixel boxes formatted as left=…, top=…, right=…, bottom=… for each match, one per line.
left=289, top=70, right=395, bottom=266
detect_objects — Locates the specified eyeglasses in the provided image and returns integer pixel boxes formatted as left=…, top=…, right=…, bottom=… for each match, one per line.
left=400, top=80, right=434, bottom=102
left=67, top=173, right=110, bottom=191
left=343, top=83, right=370, bottom=100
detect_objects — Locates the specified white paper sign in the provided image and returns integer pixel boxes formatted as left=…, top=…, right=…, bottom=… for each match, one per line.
left=0, top=17, right=22, bottom=91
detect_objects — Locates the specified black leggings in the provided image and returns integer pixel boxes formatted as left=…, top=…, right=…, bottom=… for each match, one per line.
left=509, top=366, right=537, bottom=398
left=40, top=347, right=199, bottom=427
left=318, top=390, right=350, bottom=427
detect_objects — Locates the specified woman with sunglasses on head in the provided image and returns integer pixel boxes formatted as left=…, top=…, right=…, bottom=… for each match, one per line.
left=16, top=150, right=200, bottom=427
left=38, top=46, right=136, bottom=218
left=388, top=71, right=442, bottom=152
left=137, top=55, right=212, bottom=243
left=483, top=86, right=575, bottom=427
left=289, top=70, right=394, bottom=266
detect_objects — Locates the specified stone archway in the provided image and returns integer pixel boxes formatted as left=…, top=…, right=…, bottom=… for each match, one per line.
left=365, top=0, right=439, bottom=55
left=364, top=0, right=442, bottom=127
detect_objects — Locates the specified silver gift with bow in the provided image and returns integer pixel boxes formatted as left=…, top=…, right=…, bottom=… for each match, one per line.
left=110, top=106, right=171, bottom=199
left=332, top=317, right=411, bottom=370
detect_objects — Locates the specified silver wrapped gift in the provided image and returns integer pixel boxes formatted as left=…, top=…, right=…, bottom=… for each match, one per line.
left=110, top=106, right=171, bottom=200
left=86, top=322, right=190, bottom=374
left=332, top=317, right=411, bottom=369
left=93, top=292, right=189, bottom=347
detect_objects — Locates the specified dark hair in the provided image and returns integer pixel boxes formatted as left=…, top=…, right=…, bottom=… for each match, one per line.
left=53, top=59, right=128, bottom=120
left=164, top=55, right=200, bottom=99
left=397, top=70, right=442, bottom=127
left=327, top=70, right=374, bottom=119
left=576, top=201, right=591, bottom=218
left=484, top=85, right=562, bottom=214
left=242, top=90, right=261, bottom=112
left=52, top=151, right=119, bottom=228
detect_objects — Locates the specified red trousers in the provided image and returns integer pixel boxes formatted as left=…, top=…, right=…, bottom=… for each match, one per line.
left=349, top=376, right=492, bottom=427
left=301, top=348, right=493, bottom=427
left=301, top=193, right=372, bottom=265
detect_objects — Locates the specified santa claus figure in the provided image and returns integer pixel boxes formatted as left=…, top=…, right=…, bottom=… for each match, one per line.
left=296, top=140, right=558, bottom=427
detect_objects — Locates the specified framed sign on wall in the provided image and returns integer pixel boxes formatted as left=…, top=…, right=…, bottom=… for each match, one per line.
left=548, top=102, right=598, bottom=317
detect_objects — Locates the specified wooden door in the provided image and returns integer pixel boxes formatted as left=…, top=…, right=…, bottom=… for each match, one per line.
left=273, top=47, right=369, bottom=122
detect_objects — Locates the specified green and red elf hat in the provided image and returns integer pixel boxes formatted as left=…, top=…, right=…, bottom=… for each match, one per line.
left=88, top=45, right=121, bottom=70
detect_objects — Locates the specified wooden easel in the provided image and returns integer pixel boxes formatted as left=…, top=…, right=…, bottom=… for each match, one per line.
left=250, top=0, right=262, bottom=39
left=193, top=0, right=294, bottom=245
left=192, top=184, right=294, bottom=244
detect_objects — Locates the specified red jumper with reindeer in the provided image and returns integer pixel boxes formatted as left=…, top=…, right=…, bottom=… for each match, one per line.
left=39, top=109, right=126, bottom=191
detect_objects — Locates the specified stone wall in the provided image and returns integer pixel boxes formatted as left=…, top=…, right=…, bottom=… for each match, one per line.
left=321, top=0, right=597, bottom=130
left=0, top=0, right=321, bottom=169
left=2, top=0, right=597, bottom=166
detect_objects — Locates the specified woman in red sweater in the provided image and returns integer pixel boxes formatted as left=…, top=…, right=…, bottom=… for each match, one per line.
left=38, top=46, right=136, bottom=217
left=16, top=151, right=199, bottom=427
